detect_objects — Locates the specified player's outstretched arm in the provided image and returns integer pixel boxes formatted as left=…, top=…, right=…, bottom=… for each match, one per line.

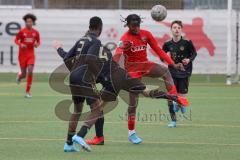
left=52, top=40, right=66, bottom=58
left=147, top=31, right=174, bottom=65
left=52, top=40, right=78, bottom=60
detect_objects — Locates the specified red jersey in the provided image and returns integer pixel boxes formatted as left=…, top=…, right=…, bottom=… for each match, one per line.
left=115, top=29, right=174, bottom=65
left=15, top=27, right=40, bottom=56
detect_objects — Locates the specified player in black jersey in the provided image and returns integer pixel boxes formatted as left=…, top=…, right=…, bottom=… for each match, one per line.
left=52, top=17, right=188, bottom=152
left=162, top=20, right=197, bottom=128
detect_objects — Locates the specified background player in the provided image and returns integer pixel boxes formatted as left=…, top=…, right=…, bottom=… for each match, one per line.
left=15, top=13, right=40, bottom=98
left=87, top=14, right=186, bottom=145
left=162, top=20, right=197, bottom=128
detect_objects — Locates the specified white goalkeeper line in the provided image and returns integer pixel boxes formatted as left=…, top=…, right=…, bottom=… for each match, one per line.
left=0, top=137, right=239, bottom=147
left=0, top=120, right=239, bottom=128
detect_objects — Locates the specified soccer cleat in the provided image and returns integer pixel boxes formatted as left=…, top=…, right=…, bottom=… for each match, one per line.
left=148, top=90, right=189, bottom=107
left=180, top=106, right=187, bottom=114
left=172, top=101, right=179, bottom=113
left=24, top=92, right=32, bottom=98
left=176, top=96, right=189, bottom=106
left=128, top=133, right=142, bottom=144
left=86, top=136, right=104, bottom=145
left=72, top=135, right=91, bottom=152
left=167, top=121, right=177, bottom=128
left=64, top=142, right=80, bottom=152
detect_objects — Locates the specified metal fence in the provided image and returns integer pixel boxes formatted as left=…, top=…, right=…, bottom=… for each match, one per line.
left=0, top=0, right=239, bottom=10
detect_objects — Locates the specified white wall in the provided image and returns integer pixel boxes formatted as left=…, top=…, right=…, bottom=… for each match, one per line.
left=0, top=9, right=238, bottom=74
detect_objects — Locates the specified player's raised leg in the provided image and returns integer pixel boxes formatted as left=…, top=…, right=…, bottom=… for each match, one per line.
left=144, top=63, right=188, bottom=127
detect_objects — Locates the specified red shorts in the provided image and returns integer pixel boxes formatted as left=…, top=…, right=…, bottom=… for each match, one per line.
left=125, top=61, right=156, bottom=78
left=18, top=54, right=35, bottom=68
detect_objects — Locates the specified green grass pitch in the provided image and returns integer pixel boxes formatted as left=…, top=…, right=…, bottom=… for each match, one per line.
left=0, top=73, right=240, bottom=160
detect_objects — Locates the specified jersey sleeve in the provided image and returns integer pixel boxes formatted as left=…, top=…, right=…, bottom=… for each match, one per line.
left=188, top=40, right=197, bottom=62
left=57, top=40, right=79, bottom=60
left=146, top=31, right=174, bottom=65
left=162, top=42, right=169, bottom=53
left=113, top=35, right=125, bottom=63
left=15, top=29, right=23, bottom=46
left=35, top=30, right=40, bottom=46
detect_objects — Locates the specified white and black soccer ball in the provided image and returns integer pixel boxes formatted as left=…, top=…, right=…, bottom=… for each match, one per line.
left=151, top=5, right=167, bottom=21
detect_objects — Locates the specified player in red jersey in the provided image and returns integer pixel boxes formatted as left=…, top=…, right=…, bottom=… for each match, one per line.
left=86, top=14, right=188, bottom=145
left=15, top=13, right=40, bottom=98
left=114, top=14, right=186, bottom=144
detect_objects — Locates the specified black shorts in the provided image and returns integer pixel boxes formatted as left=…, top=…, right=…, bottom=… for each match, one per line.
left=173, top=77, right=189, bottom=94
left=70, top=66, right=145, bottom=104
left=100, top=67, right=146, bottom=102
left=70, top=65, right=99, bottom=105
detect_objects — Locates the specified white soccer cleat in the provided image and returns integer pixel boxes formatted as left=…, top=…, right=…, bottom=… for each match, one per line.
left=72, top=135, right=91, bottom=152
left=25, top=92, right=32, bottom=98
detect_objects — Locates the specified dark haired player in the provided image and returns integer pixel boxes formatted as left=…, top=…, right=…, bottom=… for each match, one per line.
left=162, top=20, right=197, bottom=127
left=15, top=13, right=40, bottom=98
left=97, top=14, right=184, bottom=144
left=52, top=16, right=188, bottom=152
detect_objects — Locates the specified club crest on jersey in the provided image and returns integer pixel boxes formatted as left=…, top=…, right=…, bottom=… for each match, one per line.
left=118, top=41, right=123, bottom=47
left=141, top=36, right=147, bottom=42
left=180, top=46, right=185, bottom=51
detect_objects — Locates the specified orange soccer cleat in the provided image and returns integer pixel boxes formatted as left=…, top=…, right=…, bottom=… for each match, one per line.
left=176, top=96, right=189, bottom=107
left=86, top=136, right=104, bottom=145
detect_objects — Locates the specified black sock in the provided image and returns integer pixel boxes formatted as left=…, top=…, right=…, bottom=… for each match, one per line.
left=66, top=132, right=75, bottom=145
left=77, top=126, right=89, bottom=138
left=95, top=117, right=104, bottom=137
left=168, top=103, right=177, bottom=122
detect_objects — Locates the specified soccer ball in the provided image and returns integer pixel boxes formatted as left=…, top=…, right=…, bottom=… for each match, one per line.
left=151, top=5, right=167, bottom=21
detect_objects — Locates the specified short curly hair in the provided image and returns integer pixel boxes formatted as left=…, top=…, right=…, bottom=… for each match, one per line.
left=23, top=13, right=37, bottom=24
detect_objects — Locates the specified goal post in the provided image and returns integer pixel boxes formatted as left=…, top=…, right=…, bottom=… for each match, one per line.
left=226, top=0, right=233, bottom=85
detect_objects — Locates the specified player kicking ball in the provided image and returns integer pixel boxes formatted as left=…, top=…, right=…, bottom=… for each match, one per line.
left=52, top=16, right=189, bottom=152
left=87, top=14, right=186, bottom=145
left=15, top=13, right=40, bottom=98
left=162, top=20, right=197, bottom=127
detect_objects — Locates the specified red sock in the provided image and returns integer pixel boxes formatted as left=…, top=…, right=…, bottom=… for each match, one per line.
left=168, top=85, right=177, bottom=95
left=128, top=115, right=136, bottom=130
left=26, top=75, right=33, bottom=93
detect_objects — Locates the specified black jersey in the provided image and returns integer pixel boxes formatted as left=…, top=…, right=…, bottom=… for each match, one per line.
left=162, top=37, right=197, bottom=78
left=57, top=32, right=120, bottom=82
